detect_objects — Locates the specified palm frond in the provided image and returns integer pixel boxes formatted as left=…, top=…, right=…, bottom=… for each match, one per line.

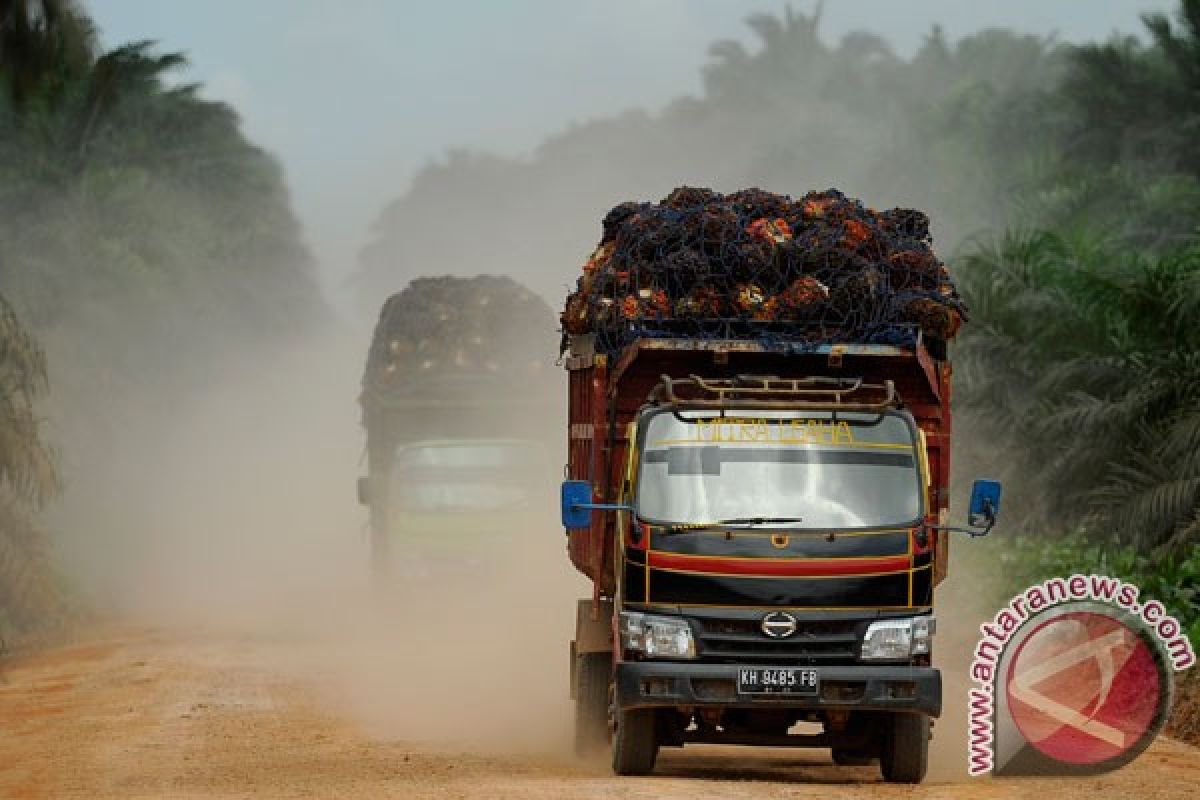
left=0, top=294, right=57, bottom=507
left=1095, top=452, right=1200, bottom=550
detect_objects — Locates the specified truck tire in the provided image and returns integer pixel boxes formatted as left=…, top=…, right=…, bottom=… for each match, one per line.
left=366, top=476, right=391, bottom=584
left=880, top=712, right=929, bottom=784
left=611, top=708, right=659, bottom=775
left=574, top=653, right=610, bottom=756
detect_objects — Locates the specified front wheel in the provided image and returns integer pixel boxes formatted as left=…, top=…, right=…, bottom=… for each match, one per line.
left=611, top=708, right=659, bottom=775
left=880, top=712, right=929, bottom=784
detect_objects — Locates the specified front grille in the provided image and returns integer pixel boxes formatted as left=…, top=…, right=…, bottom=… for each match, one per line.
left=691, top=615, right=862, bottom=665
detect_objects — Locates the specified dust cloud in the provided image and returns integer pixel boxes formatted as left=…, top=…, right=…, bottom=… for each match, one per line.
left=924, top=430, right=1017, bottom=781
left=47, top=323, right=587, bottom=756
left=928, top=550, right=997, bottom=781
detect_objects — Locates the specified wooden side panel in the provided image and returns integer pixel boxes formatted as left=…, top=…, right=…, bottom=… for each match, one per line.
left=566, top=357, right=622, bottom=593
left=566, top=363, right=595, bottom=580
left=932, top=361, right=953, bottom=585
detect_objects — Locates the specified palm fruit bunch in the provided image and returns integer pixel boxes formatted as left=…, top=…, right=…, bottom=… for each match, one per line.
left=366, top=275, right=556, bottom=391
left=560, top=186, right=965, bottom=355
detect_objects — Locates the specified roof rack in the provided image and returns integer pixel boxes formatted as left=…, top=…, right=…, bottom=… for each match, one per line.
left=648, top=374, right=900, bottom=411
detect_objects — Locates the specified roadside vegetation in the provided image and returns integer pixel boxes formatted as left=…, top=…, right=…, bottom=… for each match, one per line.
left=0, top=0, right=324, bottom=643
left=0, top=294, right=66, bottom=639
left=958, top=1, right=1200, bottom=647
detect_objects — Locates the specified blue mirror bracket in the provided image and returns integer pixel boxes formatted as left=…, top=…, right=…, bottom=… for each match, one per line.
left=927, top=518, right=994, bottom=538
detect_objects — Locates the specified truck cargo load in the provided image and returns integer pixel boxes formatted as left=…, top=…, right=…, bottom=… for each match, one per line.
left=560, top=186, right=965, bottom=360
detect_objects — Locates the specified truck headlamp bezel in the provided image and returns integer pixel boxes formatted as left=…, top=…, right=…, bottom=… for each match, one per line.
left=860, top=615, right=935, bottom=661
left=619, top=611, right=697, bottom=660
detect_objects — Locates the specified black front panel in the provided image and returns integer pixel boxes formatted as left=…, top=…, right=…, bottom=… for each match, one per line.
left=649, top=568, right=911, bottom=608
left=911, top=559, right=933, bottom=606
left=649, top=529, right=910, bottom=559
left=624, top=554, right=647, bottom=603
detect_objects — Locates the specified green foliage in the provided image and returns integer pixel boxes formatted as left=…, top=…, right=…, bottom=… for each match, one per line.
left=1059, top=0, right=1200, bottom=179
left=0, top=294, right=56, bottom=507
left=0, top=0, right=94, bottom=111
left=953, top=3, right=1200, bottom=580
left=0, top=0, right=329, bottom=498
left=993, top=530, right=1200, bottom=649
left=0, top=292, right=65, bottom=641
left=958, top=232, right=1200, bottom=553
left=0, top=38, right=323, bottom=340
left=0, top=0, right=324, bottom=639
left=953, top=0, right=1200, bottom=547
left=0, top=497, right=70, bottom=639
left=1021, top=0, right=1200, bottom=246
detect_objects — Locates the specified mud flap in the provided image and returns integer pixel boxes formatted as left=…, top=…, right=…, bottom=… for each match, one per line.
left=575, top=598, right=614, bottom=654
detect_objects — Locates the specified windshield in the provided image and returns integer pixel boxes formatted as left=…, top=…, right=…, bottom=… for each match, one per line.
left=636, top=409, right=922, bottom=529
left=391, top=439, right=545, bottom=512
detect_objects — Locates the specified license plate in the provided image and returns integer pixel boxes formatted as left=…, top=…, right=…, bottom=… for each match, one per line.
left=737, top=667, right=819, bottom=695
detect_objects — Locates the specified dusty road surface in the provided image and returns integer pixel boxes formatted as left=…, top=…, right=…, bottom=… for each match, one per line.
left=1, top=630, right=1198, bottom=800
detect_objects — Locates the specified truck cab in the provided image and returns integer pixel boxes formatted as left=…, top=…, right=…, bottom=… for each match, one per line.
left=561, top=338, right=1000, bottom=782
left=365, top=436, right=549, bottom=571
left=359, top=373, right=557, bottom=580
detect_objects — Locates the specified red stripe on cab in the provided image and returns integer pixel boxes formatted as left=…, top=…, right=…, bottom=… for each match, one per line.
left=647, top=551, right=910, bottom=577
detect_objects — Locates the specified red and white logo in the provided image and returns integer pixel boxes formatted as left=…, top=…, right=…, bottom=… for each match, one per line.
left=969, top=579, right=1192, bottom=776
left=1005, top=610, right=1163, bottom=766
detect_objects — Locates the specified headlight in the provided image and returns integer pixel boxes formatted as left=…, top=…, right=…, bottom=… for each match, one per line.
left=619, top=611, right=697, bottom=659
left=861, top=615, right=935, bottom=661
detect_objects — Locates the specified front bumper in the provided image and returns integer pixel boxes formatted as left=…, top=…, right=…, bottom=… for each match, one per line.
left=616, top=662, right=941, bottom=717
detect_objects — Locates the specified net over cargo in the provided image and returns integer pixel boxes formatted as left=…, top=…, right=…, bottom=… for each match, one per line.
left=560, top=187, right=965, bottom=358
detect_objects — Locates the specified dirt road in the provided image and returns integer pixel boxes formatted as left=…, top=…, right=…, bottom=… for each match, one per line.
left=1, top=630, right=1197, bottom=799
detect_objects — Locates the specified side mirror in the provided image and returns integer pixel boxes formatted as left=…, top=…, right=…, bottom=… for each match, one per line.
left=925, top=478, right=1003, bottom=538
left=968, top=479, right=1002, bottom=529
left=561, top=480, right=594, bottom=530
left=357, top=476, right=370, bottom=506
left=561, top=479, right=634, bottom=531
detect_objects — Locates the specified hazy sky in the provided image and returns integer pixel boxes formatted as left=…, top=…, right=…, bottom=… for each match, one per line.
left=89, top=1, right=1169, bottom=298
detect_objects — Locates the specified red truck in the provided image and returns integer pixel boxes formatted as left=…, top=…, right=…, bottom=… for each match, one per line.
left=560, top=333, right=1001, bottom=781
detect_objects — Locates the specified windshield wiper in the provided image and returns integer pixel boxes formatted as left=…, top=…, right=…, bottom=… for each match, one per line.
left=718, top=516, right=804, bottom=526
left=663, top=516, right=804, bottom=534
